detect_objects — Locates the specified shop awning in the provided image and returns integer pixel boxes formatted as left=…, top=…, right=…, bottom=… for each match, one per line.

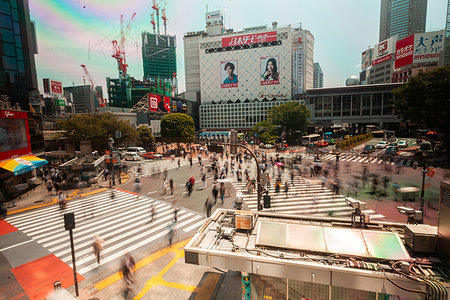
left=0, top=155, right=48, bottom=176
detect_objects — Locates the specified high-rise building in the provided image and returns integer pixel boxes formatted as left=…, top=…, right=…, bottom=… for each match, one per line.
left=63, top=85, right=97, bottom=113
left=313, top=62, right=324, bottom=88
left=141, top=32, right=177, bottom=82
left=379, top=0, right=427, bottom=42
left=0, top=0, right=40, bottom=112
left=444, top=0, right=450, bottom=65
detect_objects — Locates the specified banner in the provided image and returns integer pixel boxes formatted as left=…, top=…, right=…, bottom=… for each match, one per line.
left=51, top=81, right=63, bottom=94
left=149, top=94, right=160, bottom=112
left=260, top=56, right=280, bottom=86
left=361, top=48, right=373, bottom=70
left=373, top=36, right=396, bottom=66
left=294, top=46, right=304, bottom=94
left=222, top=31, right=277, bottom=47
left=413, top=30, right=445, bottom=64
left=220, top=60, right=238, bottom=88
left=395, top=35, right=414, bottom=68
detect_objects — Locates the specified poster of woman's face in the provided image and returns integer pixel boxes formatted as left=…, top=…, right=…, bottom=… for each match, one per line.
left=260, top=56, right=280, bottom=85
left=220, top=60, right=238, bottom=88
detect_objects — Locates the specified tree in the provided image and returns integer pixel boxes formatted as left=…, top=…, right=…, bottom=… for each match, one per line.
left=136, top=125, right=155, bottom=150
left=251, top=120, right=279, bottom=144
left=160, top=113, right=195, bottom=146
left=393, top=66, right=449, bottom=133
left=393, top=66, right=450, bottom=151
left=57, top=113, right=137, bottom=152
left=267, top=101, right=311, bottom=144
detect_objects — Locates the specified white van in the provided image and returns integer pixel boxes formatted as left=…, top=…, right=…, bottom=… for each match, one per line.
left=126, top=147, right=146, bottom=156
left=124, top=152, right=141, bottom=161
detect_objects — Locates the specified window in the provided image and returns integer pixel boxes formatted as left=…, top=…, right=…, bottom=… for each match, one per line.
left=372, top=94, right=382, bottom=115
left=323, top=96, right=332, bottom=117
left=342, top=95, right=351, bottom=116
left=0, top=14, right=12, bottom=29
left=12, top=21, right=19, bottom=34
left=0, top=2, right=11, bottom=13
left=2, top=55, right=17, bottom=70
left=362, top=94, right=371, bottom=115
left=352, top=94, right=361, bottom=116
left=14, top=34, right=21, bottom=47
left=332, top=95, right=341, bottom=117
left=0, top=27, right=13, bottom=42
left=2, top=42, right=15, bottom=56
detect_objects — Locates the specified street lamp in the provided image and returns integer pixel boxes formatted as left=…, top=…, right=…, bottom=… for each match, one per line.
left=419, top=141, right=433, bottom=224
left=108, top=137, right=115, bottom=188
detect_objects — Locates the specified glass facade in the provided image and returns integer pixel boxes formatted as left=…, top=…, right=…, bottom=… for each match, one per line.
left=200, top=100, right=299, bottom=129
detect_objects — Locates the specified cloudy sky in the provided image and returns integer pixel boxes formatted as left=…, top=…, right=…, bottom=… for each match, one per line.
left=30, top=0, right=448, bottom=96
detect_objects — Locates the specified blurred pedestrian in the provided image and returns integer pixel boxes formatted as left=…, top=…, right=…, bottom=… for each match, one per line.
left=284, top=181, right=289, bottom=197
left=150, top=203, right=156, bottom=222
left=169, top=178, right=174, bottom=195
left=177, top=159, right=181, bottom=169
left=205, top=197, right=213, bottom=217
left=173, top=205, right=180, bottom=223
left=212, top=184, right=219, bottom=204
left=219, top=183, right=226, bottom=205
left=393, top=182, right=401, bottom=201
left=0, top=202, right=7, bottom=219
left=92, top=235, right=104, bottom=267
left=168, top=221, right=176, bottom=246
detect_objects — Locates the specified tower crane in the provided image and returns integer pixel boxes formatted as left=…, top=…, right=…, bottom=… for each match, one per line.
left=80, top=64, right=107, bottom=107
left=150, top=12, right=156, bottom=33
left=152, top=0, right=160, bottom=34
left=161, top=0, right=167, bottom=35
left=111, top=13, right=136, bottom=79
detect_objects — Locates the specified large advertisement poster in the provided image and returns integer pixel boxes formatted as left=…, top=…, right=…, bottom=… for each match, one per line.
left=361, top=48, right=373, bottom=70
left=260, top=56, right=280, bottom=86
left=373, top=36, right=396, bottom=66
left=148, top=94, right=171, bottom=113
left=220, top=60, right=238, bottom=88
left=0, top=110, right=30, bottom=161
left=395, top=35, right=414, bottom=68
left=413, top=30, right=445, bottom=64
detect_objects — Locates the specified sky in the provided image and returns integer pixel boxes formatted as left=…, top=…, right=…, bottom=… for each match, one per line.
left=29, top=0, right=448, bottom=98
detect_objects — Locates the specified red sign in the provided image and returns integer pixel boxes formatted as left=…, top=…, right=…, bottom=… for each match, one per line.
left=372, top=54, right=392, bottom=66
left=395, top=35, right=414, bottom=68
left=163, top=96, right=171, bottom=113
left=51, top=81, right=63, bottom=94
left=0, top=110, right=27, bottom=119
left=0, top=110, right=31, bottom=161
left=148, top=94, right=171, bottom=113
left=149, top=94, right=160, bottom=112
left=222, top=31, right=277, bottom=47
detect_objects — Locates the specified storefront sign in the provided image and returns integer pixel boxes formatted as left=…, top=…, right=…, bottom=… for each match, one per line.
left=222, top=31, right=277, bottom=47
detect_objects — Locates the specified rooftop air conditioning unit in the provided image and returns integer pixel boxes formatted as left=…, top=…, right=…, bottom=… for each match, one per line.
left=404, top=224, right=437, bottom=253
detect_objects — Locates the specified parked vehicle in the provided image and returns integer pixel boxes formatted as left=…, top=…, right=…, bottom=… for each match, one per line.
left=361, top=145, right=375, bottom=154
left=388, top=142, right=398, bottom=148
left=142, top=152, right=163, bottom=159
left=376, top=141, right=387, bottom=149
left=398, top=140, right=409, bottom=148
left=384, top=146, right=398, bottom=156
left=126, top=147, right=146, bottom=156
left=264, top=144, right=274, bottom=149
left=124, top=153, right=141, bottom=161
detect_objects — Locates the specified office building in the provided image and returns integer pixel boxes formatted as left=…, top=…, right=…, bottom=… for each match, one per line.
left=379, top=0, right=427, bottom=42
left=444, top=0, right=450, bottom=65
left=184, top=11, right=314, bottom=131
left=63, top=85, right=97, bottom=113
left=313, top=62, right=324, bottom=88
left=0, top=0, right=40, bottom=112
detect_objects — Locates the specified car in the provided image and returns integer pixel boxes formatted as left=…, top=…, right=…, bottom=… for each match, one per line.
left=142, top=152, right=163, bottom=159
left=361, top=145, right=375, bottom=154
left=388, top=142, right=398, bottom=148
left=124, top=152, right=141, bottom=161
left=398, top=140, right=409, bottom=148
left=126, top=147, right=146, bottom=156
left=384, top=146, right=398, bottom=156
left=263, top=144, right=274, bottom=149
left=314, top=140, right=329, bottom=147
left=376, top=141, right=387, bottom=149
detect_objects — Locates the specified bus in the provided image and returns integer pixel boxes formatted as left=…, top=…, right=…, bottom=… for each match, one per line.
left=302, top=134, right=321, bottom=146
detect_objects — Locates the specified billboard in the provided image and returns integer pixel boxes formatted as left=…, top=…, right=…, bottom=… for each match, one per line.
left=148, top=94, right=171, bottom=113
left=260, top=56, right=280, bottom=86
left=395, top=35, right=414, bottom=68
left=0, top=110, right=31, bottom=161
left=413, top=30, right=445, bottom=64
left=222, top=31, right=277, bottom=47
left=43, top=78, right=63, bottom=94
left=292, top=46, right=303, bottom=94
left=206, top=10, right=221, bottom=24
left=373, top=36, right=396, bottom=66
left=220, top=60, right=238, bottom=88
left=361, top=48, right=373, bottom=70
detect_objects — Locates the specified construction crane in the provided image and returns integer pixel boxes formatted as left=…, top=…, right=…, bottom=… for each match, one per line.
left=161, top=0, right=167, bottom=35
left=150, top=12, right=156, bottom=33
left=80, top=64, right=107, bottom=107
left=111, top=13, right=136, bottom=79
left=152, top=0, right=160, bottom=34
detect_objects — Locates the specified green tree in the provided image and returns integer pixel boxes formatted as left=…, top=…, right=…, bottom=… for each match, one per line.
left=267, top=101, right=311, bottom=144
left=251, top=120, right=279, bottom=144
left=136, top=125, right=155, bottom=151
left=57, top=113, right=137, bottom=151
left=160, top=113, right=195, bottom=146
left=393, top=66, right=450, bottom=150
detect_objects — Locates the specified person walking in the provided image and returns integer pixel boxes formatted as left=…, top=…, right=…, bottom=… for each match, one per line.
left=168, top=221, right=175, bottom=246
left=173, top=205, right=180, bottom=223
left=212, top=184, right=219, bottom=204
left=219, top=183, right=226, bottom=205
left=186, top=176, right=195, bottom=196
left=205, top=197, right=213, bottom=217
left=202, top=173, right=207, bottom=189
left=0, top=202, right=7, bottom=219
left=335, top=153, right=340, bottom=166
left=169, top=178, right=174, bottom=195
left=92, top=235, right=104, bottom=267
left=177, top=159, right=181, bottom=169
left=150, top=203, right=156, bottom=222
left=284, top=181, right=289, bottom=197
left=162, top=180, right=168, bottom=195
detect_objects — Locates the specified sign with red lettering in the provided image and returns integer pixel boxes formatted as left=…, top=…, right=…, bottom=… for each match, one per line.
left=149, top=94, right=160, bottom=112
left=222, top=31, right=277, bottom=47
left=395, top=35, right=414, bottom=68
left=51, top=81, right=63, bottom=94
left=372, top=54, right=392, bottom=66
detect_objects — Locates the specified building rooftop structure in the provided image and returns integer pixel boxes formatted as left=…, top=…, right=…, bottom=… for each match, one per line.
left=185, top=209, right=450, bottom=299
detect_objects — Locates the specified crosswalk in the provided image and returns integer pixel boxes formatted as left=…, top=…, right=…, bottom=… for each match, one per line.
left=231, top=177, right=384, bottom=220
left=300, top=152, right=415, bottom=167
left=6, top=190, right=205, bottom=275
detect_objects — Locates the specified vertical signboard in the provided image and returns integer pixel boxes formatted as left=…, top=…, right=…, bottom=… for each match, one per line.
left=294, top=46, right=304, bottom=94
left=395, top=35, right=414, bottom=68
left=260, top=56, right=280, bottom=85
left=149, top=94, right=159, bottom=112
left=361, top=48, right=373, bottom=70
left=413, top=30, right=445, bottom=64
left=220, top=60, right=238, bottom=88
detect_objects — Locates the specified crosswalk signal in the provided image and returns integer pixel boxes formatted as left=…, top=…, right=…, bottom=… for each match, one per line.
left=64, top=212, right=75, bottom=231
